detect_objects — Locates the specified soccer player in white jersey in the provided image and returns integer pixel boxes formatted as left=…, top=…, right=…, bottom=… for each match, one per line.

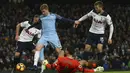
left=11, top=15, right=42, bottom=73
left=74, top=1, right=114, bottom=62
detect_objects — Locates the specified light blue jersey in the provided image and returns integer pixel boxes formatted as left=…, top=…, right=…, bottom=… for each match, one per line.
left=40, top=13, right=57, bottom=36
left=38, top=13, right=74, bottom=61
left=37, top=13, right=61, bottom=49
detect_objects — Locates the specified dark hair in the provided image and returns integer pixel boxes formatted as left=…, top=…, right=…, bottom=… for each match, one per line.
left=34, top=14, right=40, bottom=18
left=94, top=1, right=104, bottom=7
left=66, top=46, right=74, bottom=55
left=27, top=15, right=41, bottom=30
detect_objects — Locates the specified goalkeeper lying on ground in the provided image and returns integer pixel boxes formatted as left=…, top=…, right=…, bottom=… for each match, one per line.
left=43, top=46, right=104, bottom=73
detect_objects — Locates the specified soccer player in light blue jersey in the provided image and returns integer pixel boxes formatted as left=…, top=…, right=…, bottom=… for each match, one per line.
left=32, top=4, right=76, bottom=72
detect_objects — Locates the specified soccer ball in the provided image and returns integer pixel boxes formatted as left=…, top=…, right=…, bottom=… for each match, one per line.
left=16, top=63, right=26, bottom=72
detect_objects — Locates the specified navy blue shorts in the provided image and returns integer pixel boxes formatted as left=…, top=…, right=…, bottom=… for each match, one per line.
left=86, top=32, right=104, bottom=45
left=16, top=41, right=35, bottom=53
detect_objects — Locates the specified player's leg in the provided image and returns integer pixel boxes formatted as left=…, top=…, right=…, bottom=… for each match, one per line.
left=39, top=48, right=45, bottom=73
left=14, top=52, right=21, bottom=67
left=96, top=36, right=104, bottom=66
left=97, top=44, right=103, bottom=59
left=33, top=36, right=47, bottom=68
left=82, top=66, right=104, bottom=72
left=79, top=60, right=88, bottom=66
left=82, top=40, right=92, bottom=60
left=11, top=52, right=21, bottom=73
left=11, top=42, right=24, bottom=73
left=33, top=45, right=44, bottom=66
left=48, top=40, right=63, bottom=57
left=82, top=32, right=95, bottom=60
left=77, top=60, right=104, bottom=73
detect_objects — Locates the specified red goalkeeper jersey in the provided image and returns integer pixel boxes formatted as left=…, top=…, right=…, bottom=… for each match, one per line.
left=46, top=57, right=94, bottom=73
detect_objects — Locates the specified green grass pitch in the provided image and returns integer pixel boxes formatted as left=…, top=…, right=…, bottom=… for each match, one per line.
left=1, top=70, right=130, bottom=73
left=77, top=71, right=130, bottom=73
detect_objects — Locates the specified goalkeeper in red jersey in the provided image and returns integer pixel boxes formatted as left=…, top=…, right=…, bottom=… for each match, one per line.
left=43, top=46, right=104, bottom=73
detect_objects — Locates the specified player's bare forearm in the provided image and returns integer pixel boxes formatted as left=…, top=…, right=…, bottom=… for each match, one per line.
left=78, top=14, right=89, bottom=22
left=16, top=23, right=21, bottom=36
left=58, top=50, right=64, bottom=57
left=109, top=24, right=114, bottom=40
left=78, top=67, right=94, bottom=73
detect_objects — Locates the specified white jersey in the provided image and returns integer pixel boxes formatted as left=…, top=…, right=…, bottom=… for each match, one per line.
left=18, top=21, right=41, bottom=42
left=79, top=10, right=113, bottom=34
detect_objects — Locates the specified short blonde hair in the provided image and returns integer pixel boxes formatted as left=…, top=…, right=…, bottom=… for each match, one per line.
left=94, top=1, right=104, bottom=7
left=40, top=4, right=49, bottom=11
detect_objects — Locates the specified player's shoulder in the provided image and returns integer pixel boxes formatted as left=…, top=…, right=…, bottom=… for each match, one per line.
left=40, top=15, right=44, bottom=18
left=58, top=57, right=65, bottom=60
left=50, top=13, right=55, bottom=15
left=58, top=57, right=71, bottom=60
left=50, top=13, right=57, bottom=17
left=101, top=11, right=108, bottom=16
left=21, top=21, right=29, bottom=23
left=74, top=59, right=79, bottom=63
left=20, top=21, right=30, bottom=25
left=93, top=9, right=108, bottom=16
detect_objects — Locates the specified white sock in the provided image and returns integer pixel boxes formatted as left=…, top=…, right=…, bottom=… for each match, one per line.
left=40, top=48, right=45, bottom=73
left=40, top=64, right=45, bottom=73
left=34, top=51, right=40, bottom=66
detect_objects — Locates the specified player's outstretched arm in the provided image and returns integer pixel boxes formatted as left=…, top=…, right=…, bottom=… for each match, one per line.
left=74, top=10, right=93, bottom=28
left=106, top=14, right=114, bottom=44
left=15, top=21, right=29, bottom=41
left=45, top=58, right=59, bottom=70
left=77, top=65, right=104, bottom=73
left=56, top=14, right=75, bottom=24
left=108, top=24, right=114, bottom=44
left=77, top=65, right=95, bottom=73
left=46, top=63, right=56, bottom=70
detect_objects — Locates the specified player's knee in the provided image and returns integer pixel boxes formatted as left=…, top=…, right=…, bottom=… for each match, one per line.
left=36, top=44, right=44, bottom=51
left=97, top=44, right=103, bottom=52
left=85, top=44, right=91, bottom=51
left=59, top=50, right=64, bottom=57
left=56, top=48, right=64, bottom=57
left=79, top=60, right=87, bottom=65
left=15, top=52, right=20, bottom=57
left=55, top=48, right=61, bottom=53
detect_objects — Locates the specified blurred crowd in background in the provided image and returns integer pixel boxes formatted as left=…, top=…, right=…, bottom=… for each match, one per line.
left=0, top=3, right=130, bottom=71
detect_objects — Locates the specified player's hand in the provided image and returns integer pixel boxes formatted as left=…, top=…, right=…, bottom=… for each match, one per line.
left=15, top=35, right=19, bottom=41
left=108, top=39, right=112, bottom=44
left=73, top=21, right=80, bottom=28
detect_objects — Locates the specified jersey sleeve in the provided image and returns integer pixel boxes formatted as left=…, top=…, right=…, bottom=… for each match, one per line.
left=46, top=57, right=61, bottom=69
left=55, top=14, right=75, bottom=24
left=77, top=62, right=94, bottom=73
left=20, top=21, right=30, bottom=28
left=78, top=10, right=93, bottom=22
left=106, top=14, right=113, bottom=25
left=106, top=15, right=114, bottom=40
left=77, top=64, right=84, bottom=72
left=37, top=30, right=42, bottom=39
